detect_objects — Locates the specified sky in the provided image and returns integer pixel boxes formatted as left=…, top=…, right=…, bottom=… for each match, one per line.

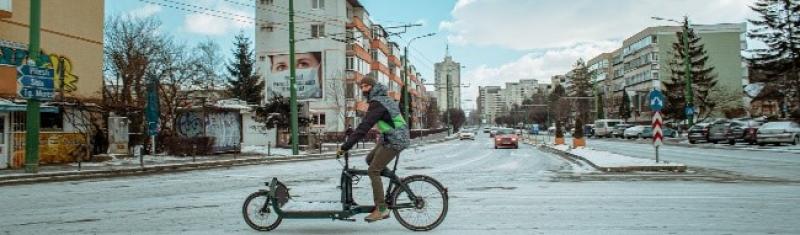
left=106, top=0, right=760, bottom=110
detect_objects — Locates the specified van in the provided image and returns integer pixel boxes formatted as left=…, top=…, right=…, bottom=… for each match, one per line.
left=593, top=119, right=624, bottom=138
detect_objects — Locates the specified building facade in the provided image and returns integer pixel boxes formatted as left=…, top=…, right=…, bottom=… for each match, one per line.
left=0, top=0, right=104, bottom=169
left=478, top=86, right=503, bottom=125
left=255, top=0, right=431, bottom=134
left=434, top=52, right=460, bottom=112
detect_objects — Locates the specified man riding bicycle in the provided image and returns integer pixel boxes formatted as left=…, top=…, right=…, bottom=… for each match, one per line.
left=338, top=77, right=411, bottom=223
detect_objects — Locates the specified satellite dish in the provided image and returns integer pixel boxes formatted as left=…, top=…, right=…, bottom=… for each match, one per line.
left=744, top=82, right=765, bottom=98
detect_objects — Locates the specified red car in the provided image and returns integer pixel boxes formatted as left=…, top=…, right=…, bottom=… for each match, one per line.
left=494, top=128, right=519, bottom=149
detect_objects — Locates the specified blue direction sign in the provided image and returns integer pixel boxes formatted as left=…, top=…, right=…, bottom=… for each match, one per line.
left=649, top=90, right=665, bottom=111
left=16, top=65, right=55, bottom=101
left=685, top=105, right=695, bottom=116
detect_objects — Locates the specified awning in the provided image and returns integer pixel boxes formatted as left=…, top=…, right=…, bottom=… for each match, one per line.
left=0, top=100, right=59, bottom=113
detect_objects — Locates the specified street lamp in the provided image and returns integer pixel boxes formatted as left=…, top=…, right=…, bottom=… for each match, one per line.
left=402, top=33, right=436, bottom=128
left=652, top=15, right=694, bottom=127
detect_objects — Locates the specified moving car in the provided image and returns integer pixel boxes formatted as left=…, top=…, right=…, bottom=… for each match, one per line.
left=725, top=120, right=763, bottom=145
left=483, top=127, right=491, bottom=133
left=611, top=123, right=634, bottom=138
left=623, top=125, right=648, bottom=139
left=489, top=128, right=499, bottom=137
left=688, top=122, right=713, bottom=144
left=494, top=128, right=519, bottom=149
left=708, top=120, right=733, bottom=144
left=756, top=121, right=800, bottom=146
left=593, top=119, right=624, bottom=138
left=459, top=131, right=475, bottom=140
left=642, top=126, right=678, bottom=139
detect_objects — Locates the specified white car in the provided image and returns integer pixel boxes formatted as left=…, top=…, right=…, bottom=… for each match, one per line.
left=459, top=131, right=475, bottom=140
left=623, top=125, right=648, bottom=139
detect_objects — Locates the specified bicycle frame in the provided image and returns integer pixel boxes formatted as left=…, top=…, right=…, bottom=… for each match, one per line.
left=264, top=152, right=420, bottom=221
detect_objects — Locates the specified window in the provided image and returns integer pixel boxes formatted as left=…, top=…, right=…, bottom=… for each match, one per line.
left=260, top=0, right=273, bottom=5
left=346, top=57, right=355, bottom=71
left=311, top=0, right=324, bottom=9
left=311, top=24, right=325, bottom=38
left=260, top=25, right=273, bottom=32
left=312, top=113, right=326, bottom=126
left=259, top=55, right=266, bottom=62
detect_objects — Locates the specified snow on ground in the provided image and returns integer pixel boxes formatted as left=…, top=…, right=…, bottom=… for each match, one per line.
left=569, top=147, right=685, bottom=168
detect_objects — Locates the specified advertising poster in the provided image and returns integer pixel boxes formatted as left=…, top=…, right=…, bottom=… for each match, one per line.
left=267, top=52, right=323, bottom=100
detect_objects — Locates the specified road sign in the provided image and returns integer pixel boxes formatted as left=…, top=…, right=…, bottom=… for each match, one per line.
left=649, top=90, right=664, bottom=111
left=652, top=111, right=663, bottom=147
left=16, top=65, right=54, bottom=101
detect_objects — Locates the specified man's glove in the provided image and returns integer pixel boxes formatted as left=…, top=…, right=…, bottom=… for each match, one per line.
left=336, top=148, right=347, bottom=158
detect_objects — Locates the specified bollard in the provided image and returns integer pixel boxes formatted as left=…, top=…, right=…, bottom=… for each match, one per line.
left=268, top=142, right=271, bottom=156
left=192, top=145, right=197, bottom=162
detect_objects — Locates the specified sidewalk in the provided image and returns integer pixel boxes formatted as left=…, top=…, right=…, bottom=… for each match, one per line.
left=537, top=144, right=687, bottom=172
left=0, top=135, right=452, bottom=186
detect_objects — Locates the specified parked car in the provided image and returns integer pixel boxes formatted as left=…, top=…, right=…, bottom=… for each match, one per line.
left=707, top=120, right=732, bottom=144
left=688, top=122, right=713, bottom=144
left=623, top=125, right=648, bottom=139
left=642, top=126, right=678, bottom=139
left=529, top=125, right=541, bottom=135
left=611, top=123, right=634, bottom=138
left=593, top=119, right=624, bottom=138
left=725, top=120, right=763, bottom=145
left=483, top=127, right=491, bottom=133
left=459, top=131, right=475, bottom=140
left=494, top=128, right=519, bottom=149
left=756, top=121, right=800, bottom=146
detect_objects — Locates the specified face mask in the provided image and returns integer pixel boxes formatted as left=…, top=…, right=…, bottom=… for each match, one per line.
left=268, top=68, right=321, bottom=99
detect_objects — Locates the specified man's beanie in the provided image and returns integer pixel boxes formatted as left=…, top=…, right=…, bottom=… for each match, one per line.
left=360, top=76, right=377, bottom=86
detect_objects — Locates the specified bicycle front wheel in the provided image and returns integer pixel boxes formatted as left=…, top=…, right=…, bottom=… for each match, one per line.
left=390, top=175, right=448, bottom=231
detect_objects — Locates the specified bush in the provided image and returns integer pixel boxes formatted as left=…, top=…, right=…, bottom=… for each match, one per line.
left=163, top=136, right=216, bottom=155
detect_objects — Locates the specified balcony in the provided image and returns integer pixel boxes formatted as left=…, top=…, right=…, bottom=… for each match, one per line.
left=371, top=39, right=390, bottom=56
left=346, top=44, right=373, bottom=64
left=346, top=16, right=372, bottom=39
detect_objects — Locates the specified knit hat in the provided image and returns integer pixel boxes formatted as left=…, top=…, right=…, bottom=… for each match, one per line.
left=360, top=76, right=377, bottom=86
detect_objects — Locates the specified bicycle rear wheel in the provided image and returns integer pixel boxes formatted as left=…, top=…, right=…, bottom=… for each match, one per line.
left=390, top=175, right=448, bottom=231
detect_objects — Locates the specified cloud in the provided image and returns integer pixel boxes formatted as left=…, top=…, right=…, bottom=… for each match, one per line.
left=440, top=0, right=756, bottom=50
left=183, top=0, right=254, bottom=36
left=460, top=41, right=620, bottom=107
left=126, top=4, right=163, bottom=19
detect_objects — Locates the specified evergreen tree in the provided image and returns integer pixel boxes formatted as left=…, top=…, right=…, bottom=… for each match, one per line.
left=570, top=59, right=593, bottom=122
left=549, top=84, right=567, bottom=138
left=227, top=31, right=264, bottom=104
left=619, top=88, right=631, bottom=121
left=748, top=0, right=800, bottom=117
left=253, top=95, right=310, bottom=143
left=665, top=23, right=718, bottom=120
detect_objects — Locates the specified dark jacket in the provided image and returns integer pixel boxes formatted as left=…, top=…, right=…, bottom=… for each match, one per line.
left=341, top=84, right=394, bottom=151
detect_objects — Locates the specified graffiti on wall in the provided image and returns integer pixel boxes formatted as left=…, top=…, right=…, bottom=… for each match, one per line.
left=11, top=133, right=89, bottom=168
left=0, top=45, right=81, bottom=93
left=176, top=111, right=241, bottom=153
left=177, top=112, right=203, bottom=138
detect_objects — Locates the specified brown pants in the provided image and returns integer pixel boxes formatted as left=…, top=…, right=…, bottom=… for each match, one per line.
left=365, top=144, right=399, bottom=209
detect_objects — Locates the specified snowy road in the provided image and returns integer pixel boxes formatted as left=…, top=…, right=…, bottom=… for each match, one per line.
left=2, top=133, right=799, bottom=234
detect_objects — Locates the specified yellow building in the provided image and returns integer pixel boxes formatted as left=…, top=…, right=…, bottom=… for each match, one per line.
left=0, top=0, right=104, bottom=169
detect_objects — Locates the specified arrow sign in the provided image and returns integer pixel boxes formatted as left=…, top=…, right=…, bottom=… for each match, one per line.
left=652, top=111, right=663, bottom=147
left=16, top=65, right=55, bottom=101
left=649, top=90, right=664, bottom=111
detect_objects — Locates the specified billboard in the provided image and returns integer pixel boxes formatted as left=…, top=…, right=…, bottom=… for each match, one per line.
left=267, top=52, right=323, bottom=100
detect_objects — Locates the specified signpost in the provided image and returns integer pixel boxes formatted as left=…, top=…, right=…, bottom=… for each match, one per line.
left=17, top=65, right=55, bottom=101
left=649, top=90, right=664, bottom=163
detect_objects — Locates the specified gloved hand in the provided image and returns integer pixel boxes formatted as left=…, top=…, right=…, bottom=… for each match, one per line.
left=336, top=148, right=347, bottom=157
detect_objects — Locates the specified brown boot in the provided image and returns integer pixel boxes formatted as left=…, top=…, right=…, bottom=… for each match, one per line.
left=364, top=207, right=390, bottom=223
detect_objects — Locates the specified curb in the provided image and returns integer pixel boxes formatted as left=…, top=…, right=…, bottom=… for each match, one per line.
left=594, top=137, right=800, bottom=155
left=0, top=137, right=453, bottom=186
left=538, top=144, right=687, bottom=173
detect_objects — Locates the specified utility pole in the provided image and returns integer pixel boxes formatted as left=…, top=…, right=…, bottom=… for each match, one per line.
left=446, top=74, right=451, bottom=135
left=402, top=33, right=435, bottom=128
left=682, top=16, right=694, bottom=127
left=288, top=0, right=300, bottom=155
left=24, top=0, right=42, bottom=173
